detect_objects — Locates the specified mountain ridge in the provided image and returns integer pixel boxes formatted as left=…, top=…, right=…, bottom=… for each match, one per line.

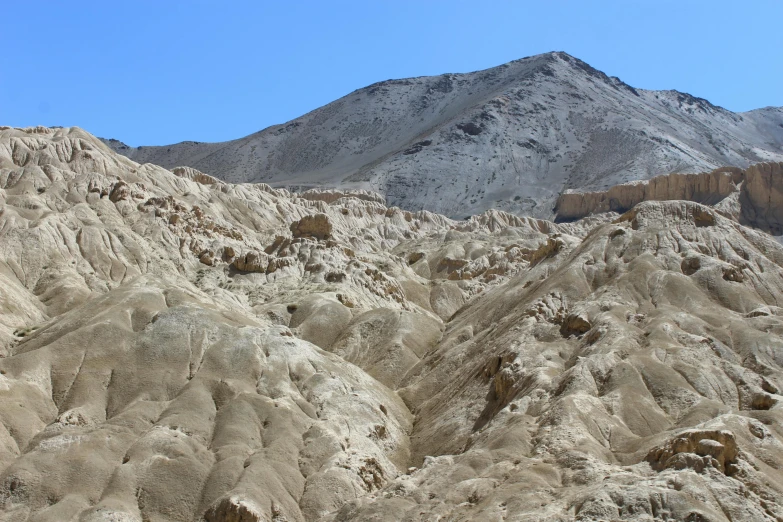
left=102, top=51, right=783, bottom=219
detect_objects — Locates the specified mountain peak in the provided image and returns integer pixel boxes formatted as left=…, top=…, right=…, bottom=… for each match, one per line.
left=103, top=54, right=783, bottom=219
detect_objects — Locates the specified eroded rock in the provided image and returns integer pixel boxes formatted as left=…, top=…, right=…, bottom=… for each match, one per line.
left=2, top=127, right=783, bottom=522
left=646, top=430, right=739, bottom=474
left=290, top=214, right=333, bottom=240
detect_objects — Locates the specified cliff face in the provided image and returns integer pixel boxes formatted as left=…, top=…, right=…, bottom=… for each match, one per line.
left=555, top=167, right=744, bottom=220
left=556, top=162, right=783, bottom=234
left=741, top=162, right=783, bottom=234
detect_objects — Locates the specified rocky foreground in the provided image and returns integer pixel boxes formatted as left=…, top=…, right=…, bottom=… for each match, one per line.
left=1, top=126, right=783, bottom=521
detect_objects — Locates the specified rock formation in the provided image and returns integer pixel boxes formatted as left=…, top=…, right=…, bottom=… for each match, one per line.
left=555, top=167, right=744, bottom=220
left=1, top=126, right=783, bottom=521
left=556, top=161, right=783, bottom=235
left=741, top=162, right=783, bottom=234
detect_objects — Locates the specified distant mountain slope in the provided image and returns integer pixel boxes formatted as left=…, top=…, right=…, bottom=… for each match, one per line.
left=103, top=51, right=783, bottom=218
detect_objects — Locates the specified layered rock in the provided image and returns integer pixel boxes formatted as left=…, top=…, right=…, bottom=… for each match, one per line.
left=556, top=162, right=783, bottom=235
left=555, top=166, right=744, bottom=220
left=740, top=162, right=783, bottom=234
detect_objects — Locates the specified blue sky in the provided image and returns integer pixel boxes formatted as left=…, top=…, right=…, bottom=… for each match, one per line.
left=2, top=1, right=781, bottom=146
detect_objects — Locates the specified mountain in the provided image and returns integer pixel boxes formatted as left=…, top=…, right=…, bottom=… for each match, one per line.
left=3, top=126, right=783, bottom=520
left=103, top=51, right=783, bottom=219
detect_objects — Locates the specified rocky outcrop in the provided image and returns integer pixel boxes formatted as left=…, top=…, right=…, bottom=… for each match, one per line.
left=290, top=213, right=333, bottom=240
left=646, top=429, right=739, bottom=474
left=204, top=497, right=264, bottom=522
left=740, top=161, right=783, bottom=234
left=556, top=162, right=783, bottom=235
left=171, top=165, right=222, bottom=185
left=232, top=250, right=270, bottom=272
left=555, top=166, right=744, bottom=221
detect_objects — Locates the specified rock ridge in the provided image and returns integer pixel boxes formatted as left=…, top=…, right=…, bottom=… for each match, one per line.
left=556, top=161, right=783, bottom=234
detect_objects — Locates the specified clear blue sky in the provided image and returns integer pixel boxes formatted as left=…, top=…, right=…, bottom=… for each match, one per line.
left=2, top=1, right=781, bottom=146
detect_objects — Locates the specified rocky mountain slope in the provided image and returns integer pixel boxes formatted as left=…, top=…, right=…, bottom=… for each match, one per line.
left=103, top=51, right=783, bottom=219
left=2, top=125, right=783, bottom=521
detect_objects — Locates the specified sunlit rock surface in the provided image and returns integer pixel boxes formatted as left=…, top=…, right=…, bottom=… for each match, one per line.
left=1, top=126, right=783, bottom=521
left=101, top=52, right=783, bottom=220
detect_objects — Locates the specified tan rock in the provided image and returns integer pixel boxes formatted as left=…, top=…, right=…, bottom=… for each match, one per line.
left=232, top=251, right=269, bottom=272
left=290, top=213, right=333, bottom=240
left=1, top=127, right=783, bottom=522
left=740, top=161, right=783, bottom=233
left=108, top=180, right=131, bottom=202
left=555, top=167, right=743, bottom=221
left=646, top=429, right=739, bottom=473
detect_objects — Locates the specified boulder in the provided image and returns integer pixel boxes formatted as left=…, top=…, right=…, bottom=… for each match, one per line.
left=290, top=213, right=333, bottom=240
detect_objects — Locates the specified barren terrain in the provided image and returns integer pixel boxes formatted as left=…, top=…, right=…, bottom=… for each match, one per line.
left=0, top=126, right=782, bottom=521
left=103, top=52, right=783, bottom=219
